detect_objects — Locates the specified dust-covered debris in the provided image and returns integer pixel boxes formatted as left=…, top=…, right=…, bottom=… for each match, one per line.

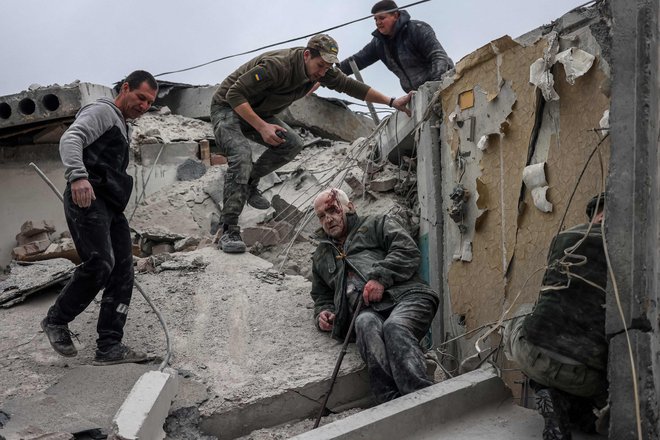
left=0, top=259, right=75, bottom=307
left=131, top=110, right=213, bottom=146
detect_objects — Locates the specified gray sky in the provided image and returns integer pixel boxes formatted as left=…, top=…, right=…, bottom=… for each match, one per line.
left=2, top=0, right=587, bottom=100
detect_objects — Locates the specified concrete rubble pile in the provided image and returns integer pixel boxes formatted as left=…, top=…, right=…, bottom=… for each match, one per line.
left=0, top=86, right=425, bottom=439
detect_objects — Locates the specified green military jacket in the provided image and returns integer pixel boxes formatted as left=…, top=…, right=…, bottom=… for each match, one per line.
left=212, top=47, right=371, bottom=118
left=311, top=213, right=438, bottom=340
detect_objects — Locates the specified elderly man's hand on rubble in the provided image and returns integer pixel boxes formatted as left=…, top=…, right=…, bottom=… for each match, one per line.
left=363, top=280, right=385, bottom=306
left=392, top=92, right=414, bottom=117
left=71, top=178, right=96, bottom=208
left=259, top=123, right=287, bottom=147
left=318, top=310, right=335, bottom=331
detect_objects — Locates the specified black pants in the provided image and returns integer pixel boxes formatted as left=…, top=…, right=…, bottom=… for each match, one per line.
left=47, top=187, right=134, bottom=350
left=355, top=295, right=437, bottom=403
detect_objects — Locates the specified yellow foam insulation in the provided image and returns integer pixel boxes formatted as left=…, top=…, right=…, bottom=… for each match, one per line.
left=442, top=37, right=610, bottom=331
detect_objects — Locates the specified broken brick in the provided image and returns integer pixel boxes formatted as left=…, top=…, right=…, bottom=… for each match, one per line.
left=20, top=220, right=55, bottom=237
left=15, top=231, right=50, bottom=246
left=12, top=239, right=52, bottom=259
left=210, top=153, right=227, bottom=166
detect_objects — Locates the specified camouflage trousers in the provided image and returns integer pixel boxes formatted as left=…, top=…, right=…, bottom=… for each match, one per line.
left=504, top=316, right=608, bottom=400
left=355, top=295, right=437, bottom=403
left=210, top=104, right=304, bottom=225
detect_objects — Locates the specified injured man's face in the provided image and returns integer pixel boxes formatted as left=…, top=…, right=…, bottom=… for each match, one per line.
left=314, top=189, right=354, bottom=241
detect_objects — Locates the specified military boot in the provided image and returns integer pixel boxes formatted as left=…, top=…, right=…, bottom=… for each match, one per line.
left=535, top=387, right=572, bottom=440
left=219, top=224, right=247, bottom=253
left=247, top=181, right=270, bottom=210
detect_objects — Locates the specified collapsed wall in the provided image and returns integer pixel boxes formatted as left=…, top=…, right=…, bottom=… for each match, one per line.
left=434, top=2, right=612, bottom=400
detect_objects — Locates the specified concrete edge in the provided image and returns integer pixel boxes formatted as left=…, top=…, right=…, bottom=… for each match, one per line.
left=112, top=370, right=178, bottom=440
left=291, top=367, right=510, bottom=440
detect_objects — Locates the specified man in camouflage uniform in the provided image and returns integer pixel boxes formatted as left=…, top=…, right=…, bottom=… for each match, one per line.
left=339, top=0, right=454, bottom=93
left=211, top=34, right=413, bottom=254
left=311, top=188, right=439, bottom=403
left=504, top=194, right=609, bottom=439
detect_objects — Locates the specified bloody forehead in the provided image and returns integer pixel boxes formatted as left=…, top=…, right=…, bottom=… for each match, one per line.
left=323, top=189, right=343, bottom=214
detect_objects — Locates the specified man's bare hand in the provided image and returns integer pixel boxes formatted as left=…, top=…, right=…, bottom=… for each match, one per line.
left=71, top=179, right=96, bottom=208
left=363, top=280, right=385, bottom=306
left=259, top=123, right=287, bottom=147
left=307, top=82, right=321, bottom=96
left=318, top=310, right=335, bottom=331
left=392, top=91, right=414, bottom=117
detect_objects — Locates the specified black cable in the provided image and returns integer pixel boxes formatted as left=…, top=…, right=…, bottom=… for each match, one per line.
left=153, top=0, right=432, bottom=78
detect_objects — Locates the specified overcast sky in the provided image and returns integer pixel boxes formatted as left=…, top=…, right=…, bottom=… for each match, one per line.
left=2, top=0, right=588, bottom=100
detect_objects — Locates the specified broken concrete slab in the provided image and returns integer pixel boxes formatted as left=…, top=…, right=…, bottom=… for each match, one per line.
left=278, top=95, right=376, bottom=142
left=138, top=142, right=199, bottom=167
left=155, top=85, right=218, bottom=121
left=0, top=82, right=114, bottom=131
left=369, top=176, right=398, bottom=193
left=0, top=259, right=74, bottom=307
left=112, top=370, right=178, bottom=440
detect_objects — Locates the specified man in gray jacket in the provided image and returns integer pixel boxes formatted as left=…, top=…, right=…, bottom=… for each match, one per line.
left=339, top=0, right=454, bottom=93
left=311, top=188, right=438, bottom=403
left=41, top=70, right=157, bottom=366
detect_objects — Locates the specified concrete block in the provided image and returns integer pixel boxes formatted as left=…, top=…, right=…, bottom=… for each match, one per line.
left=277, top=95, right=376, bottom=142
left=112, top=370, right=178, bottom=440
left=0, top=82, right=114, bottom=130
left=369, top=176, right=397, bottom=193
left=242, top=226, right=281, bottom=247
left=378, top=81, right=441, bottom=165
left=608, top=330, right=658, bottom=440
left=155, top=85, right=218, bottom=121
left=138, top=142, right=199, bottom=166
left=291, top=367, right=509, bottom=440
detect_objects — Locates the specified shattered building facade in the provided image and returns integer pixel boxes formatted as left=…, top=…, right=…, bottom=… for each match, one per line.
left=0, top=0, right=658, bottom=438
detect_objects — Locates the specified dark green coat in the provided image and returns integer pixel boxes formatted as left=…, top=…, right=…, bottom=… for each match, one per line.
left=311, top=213, right=438, bottom=340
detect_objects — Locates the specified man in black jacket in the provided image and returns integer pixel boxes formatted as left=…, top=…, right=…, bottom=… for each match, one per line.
left=339, top=0, right=454, bottom=93
left=41, top=71, right=157, bottom=366
left=504, top=194, right=609, bottom=439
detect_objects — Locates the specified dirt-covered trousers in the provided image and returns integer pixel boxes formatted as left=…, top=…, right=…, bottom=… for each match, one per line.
left=210, top=104, right=304, bottom=226
left=47, top=186, right=134, bottom=350
left=504, top=316, right=608, bottom=402
left=355, top=294, right=437, bottom=403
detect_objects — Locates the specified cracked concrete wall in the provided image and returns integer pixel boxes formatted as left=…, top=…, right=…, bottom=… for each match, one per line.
left=608, top=0, right=660, bottom=437
left=437, top=8, right=611, bottom=397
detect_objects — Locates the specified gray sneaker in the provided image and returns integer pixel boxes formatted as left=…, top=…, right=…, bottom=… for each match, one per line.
left=41, top=317, right=78, bottom=357
left=247, top=186, right=271, bottom=210
left=93, top=343, right=148, bottom=366
left=219, top=225, right=247, bottom=253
